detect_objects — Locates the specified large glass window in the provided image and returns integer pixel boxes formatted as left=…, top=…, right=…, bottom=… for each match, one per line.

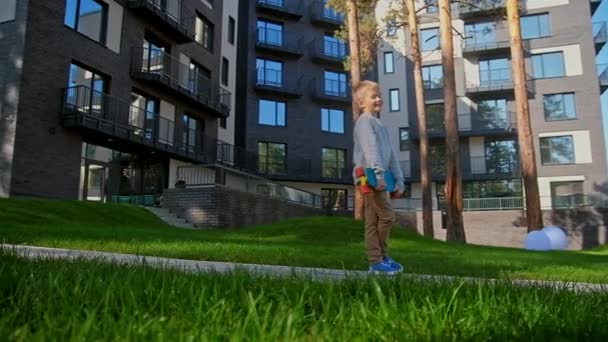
left=532, top=52, right=565, bottom=78
left=389, top=89, right=400, bottom=111
left=256, top=58, right=283, bottom=87
left=422, top=65, right=443, bottom=89
left=324, top=35, right=346, bottom=58
left=182, top=114, right=198, bottom=153
left=188, top=60, right=211, bottom=97
left=477, top=99, right=508, bottom=128
left=429, top=145, right=446, bottom=175
left=66, top=62, right=107, bottom=115
left=399, top=128, right=409, bottom=151
left=551, top=181, right=585, bottom=208
left=142, top=37, right=169, bottom=75
left=321, top=108, right=345, bottom=133
left=65, top=0, right=107, bottom=44
left=321, top=188, right=348, bottom=211
left=521, top=13, right=550, bottom=39
left=544, top=93, right=576, bottom=121
left=464, top=22, right=497, bottom=47
left=258, top=142, right=286, bottom=174
left=479, top=58, right=511, bottom=86
left=421, top=28, right=439, bottom=51
left=384, top=52, right=394, bottom=73
left=426, top=103, right=444, bottom=133
left=463, top=180, right=523, bottom=198
left=257, top=20, right=283, bottom=46
left=129, top=92, right=159, bottom=141
left=259, top=99, right=286, bottom=126
left=324, top=71, right=347, bottom=97
left=228, top=16, right=236, bottom=45
left=196, top=14, right=214, bottom=51
left=322, top=148, right=346, bottom=178
left=484, top=139, right=518, bottom=174
left=540, top=136, right=575, bottom=165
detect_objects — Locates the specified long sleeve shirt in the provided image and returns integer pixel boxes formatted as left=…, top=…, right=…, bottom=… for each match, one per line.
left=352, top=112, right=404, bottom=187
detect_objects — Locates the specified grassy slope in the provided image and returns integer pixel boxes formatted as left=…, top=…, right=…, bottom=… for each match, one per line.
left=1, top=198, right=607, bottom=282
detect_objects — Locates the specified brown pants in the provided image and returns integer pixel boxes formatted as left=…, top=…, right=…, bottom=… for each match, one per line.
left=364, top=190, right=395, bottom=264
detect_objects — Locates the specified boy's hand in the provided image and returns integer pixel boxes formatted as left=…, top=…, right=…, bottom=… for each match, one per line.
left=375, top=178, right=386, bottom=191
left=393, top=186, right=404, bottom=198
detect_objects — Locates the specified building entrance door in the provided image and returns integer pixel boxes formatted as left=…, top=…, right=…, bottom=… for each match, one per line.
left=84, top=162, right=107, bottom=202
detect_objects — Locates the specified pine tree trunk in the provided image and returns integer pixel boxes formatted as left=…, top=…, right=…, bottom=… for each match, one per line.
left=346, top=0, right=364, bottom=220
left=405, top=0, right=433, bottom=237
left=439, top=0, right=465, bottom=242
left=507, top=0, right=543, bottom=231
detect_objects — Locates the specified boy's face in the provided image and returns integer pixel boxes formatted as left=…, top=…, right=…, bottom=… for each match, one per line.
left=359, top=88, right=383, bottom=114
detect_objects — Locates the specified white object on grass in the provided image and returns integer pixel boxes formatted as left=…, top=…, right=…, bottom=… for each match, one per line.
left=542, top=226, right=568, bottom=250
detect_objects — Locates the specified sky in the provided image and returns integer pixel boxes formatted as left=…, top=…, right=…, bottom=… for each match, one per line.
left=595, top=2, right=608, bottom=153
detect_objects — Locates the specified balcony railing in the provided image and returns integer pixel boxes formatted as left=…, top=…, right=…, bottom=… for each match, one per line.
left=127, top=0, right=194, bottom=43
left=598, top=63, right=608, bottom=93
left=593, top=21, right=607, bottom=54
left=466, top=68, right=534, bottom=96
left=459, top=0, right=508, bottom=18
left=254, top=67, right=305, bottom=97
left=255, top=27, right=304, bottom=57
left=256, top=0, right=304, bottom=20
left=310, top=38, right=348, bottom=65
left=310, top=1, right=344, bottom=27
left=310, top=78, right=351, bottom=103
left=469, top=156, right=520, bottom=178
left=131, top=47, right=230, bottom=117
left=458, top=111, right=517, bottom=135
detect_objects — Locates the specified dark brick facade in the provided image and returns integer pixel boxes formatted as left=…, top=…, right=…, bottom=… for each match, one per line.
left=162, top=185, right=326, bottom=228
left=8, top=0, right=225, bottom=198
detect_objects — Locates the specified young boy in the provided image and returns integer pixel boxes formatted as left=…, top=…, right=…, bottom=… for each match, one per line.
left=353, top=81, right=405, bottom=275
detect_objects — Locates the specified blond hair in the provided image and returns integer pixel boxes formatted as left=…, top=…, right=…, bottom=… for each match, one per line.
left=353, top=80, right=380, bottom=121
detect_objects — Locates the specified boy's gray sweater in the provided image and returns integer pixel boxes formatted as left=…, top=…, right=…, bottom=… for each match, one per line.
left=352, top=113, right=404, bottom=186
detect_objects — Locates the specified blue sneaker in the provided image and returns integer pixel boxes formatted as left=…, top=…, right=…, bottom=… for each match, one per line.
left=383, top=256, right=403, bottom=272
left=369, top=261, right=398, bottom=275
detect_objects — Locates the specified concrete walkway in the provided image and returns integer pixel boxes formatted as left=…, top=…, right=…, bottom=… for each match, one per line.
left=2, top=244, right=607, bottom=294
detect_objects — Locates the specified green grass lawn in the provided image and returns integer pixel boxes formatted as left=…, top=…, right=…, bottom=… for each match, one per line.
left=2, top=254, right=608, bottom=341
left=1, top=198, right=608, bottom=283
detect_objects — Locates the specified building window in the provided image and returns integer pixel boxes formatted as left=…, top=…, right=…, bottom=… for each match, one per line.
left=478, top=99, right=508, bottom=128
left=321, top=188, right=348, bottom=210
left=220, top=117, right=227, bottom=129
left=324, top=34, right=347, bottom=58
left=257, top=19, right=283, bottom=46
left=540, top=136, right=575, bottom=165
left=64, top=0, right=108, bottom=44
left=422, top=64, right=442, bottom=89
left=66, top=62, right=108, bottom=114
left=399, top=128, right=409, bottom=151
left=425, top=0, right=438, bottom=13
left=196, top=15, right=214, bottom=51
left=479, top=58, right=510, bottom=86
left=228, top=16, right=236, bottom=45
left=258, top=142, right=286, bottom=174
left=463, top=180, right=522, bottom=198
left=532, top=52, right=565, bottom=79
left=256, top=58, right=283, bottom=87
left=551, top=181, right=585, bottom=208
left=182, top=114, right=198, bottom=153
left=384, top=52, right=394, bottom=74
left=521, top=13, right=550, bottom=39
left=188, top=60, right=211, bottom=95
left=129, top=92, right=160, bottom=140
left=484, top=139, right=518, bottom=174
left=464, top=22, right=497, bottom=47
left=544, top=93, right=576, bottom=121
left=322, top=148, right=345, bottom=178
left=426, top=103, right=444, bottom=133
left=387, top=20, right=398, bottom=36
left=429, top=144, right=446, bottom=175
left=221, top=57, right=229, bottom=86
left=321, top=108, right=345, bottom=133
left=323, top=0, right=343, bottom=21
left=324, top=71, right=347, bottom=97
left=389, top=89, right=400, bottom=112
left=259, top=99, right=286, bottom=126
left=420, top=28, right=439, bottom=51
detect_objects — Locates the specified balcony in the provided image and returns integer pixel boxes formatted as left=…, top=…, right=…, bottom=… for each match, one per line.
left=462, top=39, right=510, bottom=56
left=467, top=156, right=520, bottom=180
left=411, top=112, right=516, bottom=140
left=126, top=0, right=194, bottom=43
left=256, top=0, right=303, bottom=21
left=310, top=1, right=344, bottom=28
left=598, top=63, right=608, bottom=93
left=310, top=39, right=348, bottom=66
left=593, top=22, right=607, bottom=54
left=309, top=78, right=352, bottom=104
left=130, top=47, right=231, bottom=117
left=465, top=69, right=534, bottom=98
left=255, top=27, right=304, bottom=58
left=458, top=0, right=508, bottom=20
left=60, top=85, right=215, bottom=163
left=254, top=67, right=304, bottom=98
left=591, top=0, right=602, bottom=16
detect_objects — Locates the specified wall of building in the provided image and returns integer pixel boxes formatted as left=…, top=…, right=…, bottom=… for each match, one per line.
left=217, top=0, right=239, bottom=145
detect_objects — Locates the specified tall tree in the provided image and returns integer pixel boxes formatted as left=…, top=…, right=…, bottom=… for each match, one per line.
left=507, top=0, right=543, bottom=231
left=404, top=0, right=433, bottom=237
left=439, top=0, right=465, bottom=241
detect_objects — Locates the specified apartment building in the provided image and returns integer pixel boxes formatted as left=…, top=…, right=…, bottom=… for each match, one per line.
left=234, top=0, right=354, bottom=208
left=376, top=0, right=608, bottom=210
left=0, top=0, right=237, bottom=203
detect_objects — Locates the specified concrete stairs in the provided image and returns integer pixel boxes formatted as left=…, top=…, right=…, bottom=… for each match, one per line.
left=144, top=206, right=196, bottom=229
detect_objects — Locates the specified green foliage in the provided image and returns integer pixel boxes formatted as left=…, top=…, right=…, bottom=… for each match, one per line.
left=1, top=198, right=608, bottom=283
left=2, top=254, right=608, bottom=340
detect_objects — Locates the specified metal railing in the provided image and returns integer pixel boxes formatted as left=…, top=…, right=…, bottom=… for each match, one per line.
left=459, top=0, right=507, bottom=14
left=309, top=78, right=351, bottom=100
left=255, top=67, right=305, bottom=96
left=127, top=0, right=194, bottom=40
left=469, top=156, right=520, bottom=176
left=458, top=111, right=516, bottom=133
left=256, top=0, right=304, bottom=16
left=467, top=68, right=534, bottom=93
left=256, top=27, right=304, bottom=54
left=310, top=1, right=344, bottom=25
left=310, top=38, right=348, bottom=61
left=462, top=38, right=510, bottom=52
left=131, top=47, right=231, bottom=116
